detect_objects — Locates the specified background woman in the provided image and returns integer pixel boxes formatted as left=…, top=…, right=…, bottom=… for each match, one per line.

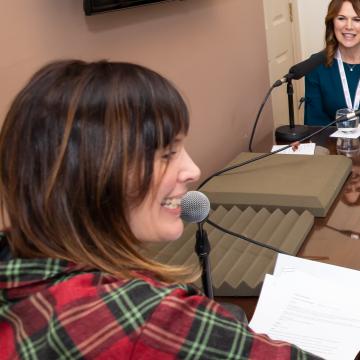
left=0, top=60, right=320, bottom=359
left=304, top=0, right=360, bottom=125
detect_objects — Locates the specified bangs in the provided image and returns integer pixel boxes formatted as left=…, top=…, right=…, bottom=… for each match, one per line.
left=120, top=63, right=190, bottom=204
left=142, top=104, right=189, bottom=151
left=141, top=80, right=189, bottom=151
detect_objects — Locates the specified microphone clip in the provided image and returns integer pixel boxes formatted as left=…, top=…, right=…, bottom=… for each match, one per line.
left=195, top=222, right=210, bottom=257
left=273, top=76, right=289, bottom=88
left=195, top=221, right=214, bottom=299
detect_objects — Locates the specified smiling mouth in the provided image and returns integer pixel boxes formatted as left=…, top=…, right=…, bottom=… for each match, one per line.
left=343, top=33, right=356, bottom=38
left=161, top=198, right=182, bottom=209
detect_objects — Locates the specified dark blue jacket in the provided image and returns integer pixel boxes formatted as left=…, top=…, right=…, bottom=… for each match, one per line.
left=304, top=59, right=360, bottom=125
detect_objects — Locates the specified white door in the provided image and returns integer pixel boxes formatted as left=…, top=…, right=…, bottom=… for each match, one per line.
left=262, top=0, right=300, bottom=128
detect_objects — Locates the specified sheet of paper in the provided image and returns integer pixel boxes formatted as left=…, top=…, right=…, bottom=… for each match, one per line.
left=273, top=253, right=360, bottom=286
left=271, top=143, right=316, bottom=155
left=250, top=271, right=360, bottom=359
left=330, top=125, right=360, bottom=138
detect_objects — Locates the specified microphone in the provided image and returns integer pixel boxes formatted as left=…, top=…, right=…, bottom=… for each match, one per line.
left=336, top=109, right=360, bottom=122
left=180, top=191, right=289, bottom=298
left=181, top=191, right=210, bottom=223
left=181, top=190, right=212, bottom=297
left=274, top=50, right=326, bottom=87
left=181, top=191, right=289, bottom=253
left=248, top=51, right=326, bottom=151
left=275, top=50, right=326, bottom=142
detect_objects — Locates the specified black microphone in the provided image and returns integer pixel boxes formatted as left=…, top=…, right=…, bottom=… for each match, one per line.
left=249, top=51, right=326, bottom=150
left=275, top=50, right=326, bottom=142
left=274, top=50, right=326, bottom=87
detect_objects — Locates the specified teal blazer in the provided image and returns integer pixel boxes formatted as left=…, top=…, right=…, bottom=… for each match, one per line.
left=304, top=60, right=360, bottom=125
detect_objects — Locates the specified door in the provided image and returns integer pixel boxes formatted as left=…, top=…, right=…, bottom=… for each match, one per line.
left=262, top=0, right=300, bottom=129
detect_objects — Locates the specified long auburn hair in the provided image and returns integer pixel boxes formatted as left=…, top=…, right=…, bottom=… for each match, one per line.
left=0, top=60, right=200, bottom=283
left=324, top=0, right=360, bottom=66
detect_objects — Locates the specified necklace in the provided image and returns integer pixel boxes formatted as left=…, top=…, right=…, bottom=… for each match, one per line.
left=347, top=63, right=358, bottom=72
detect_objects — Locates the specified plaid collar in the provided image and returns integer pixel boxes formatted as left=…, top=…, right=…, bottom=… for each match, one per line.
left=0, top=244, right=88, bottom=305
left=0, top=256, right=73, bottom=289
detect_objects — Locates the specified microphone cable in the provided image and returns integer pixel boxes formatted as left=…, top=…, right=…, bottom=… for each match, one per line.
left=197, top=142, right=298, bottom=190
left=248, top=83, right=277, bottom=153
left=182, top=191, right=289, bottom=273
left=197, top=111, right=360, bottom=191
left=205, top=217, right=290, bottom=255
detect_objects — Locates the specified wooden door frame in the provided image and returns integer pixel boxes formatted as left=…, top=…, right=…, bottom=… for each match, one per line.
left=262, top=0, right=303, bottom=126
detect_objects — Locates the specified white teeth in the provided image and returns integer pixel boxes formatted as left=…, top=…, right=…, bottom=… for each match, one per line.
left=161, top=198, right=181, bottom=209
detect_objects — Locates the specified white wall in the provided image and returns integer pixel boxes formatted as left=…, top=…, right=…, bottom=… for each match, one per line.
left=294, top=0, right=329, bottom=59
left=289, top=0, right=329, bottom=123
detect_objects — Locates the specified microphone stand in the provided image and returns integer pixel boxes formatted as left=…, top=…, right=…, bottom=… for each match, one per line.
left=195, top=222, right=214, bottom=299
left=275, top=79, right=310, bottom=142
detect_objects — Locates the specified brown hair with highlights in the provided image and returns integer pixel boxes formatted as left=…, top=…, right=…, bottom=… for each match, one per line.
left=0, top=60, right=199, bottom=283
left=324, top=0, right=360, bottom=66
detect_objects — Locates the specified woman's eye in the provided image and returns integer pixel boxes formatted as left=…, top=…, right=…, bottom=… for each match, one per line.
left=162, top=151, right=176, bottom=160
left=337, top=16, right=345, bottom=21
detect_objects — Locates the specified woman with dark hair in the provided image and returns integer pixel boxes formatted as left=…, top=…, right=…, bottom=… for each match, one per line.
left=0, top=60, right=321, bottom=359
left=304, top=0, right=360, bottom=125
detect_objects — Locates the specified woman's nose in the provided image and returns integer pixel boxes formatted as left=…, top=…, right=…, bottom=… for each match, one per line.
left=181, top=150, right=201, bottom=184
left=346, top=18, right=353, bottom=29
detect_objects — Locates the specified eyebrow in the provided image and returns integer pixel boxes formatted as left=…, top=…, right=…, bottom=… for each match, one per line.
left=337, top=14, right=360, bottom=18
left=173, top=136, right=184, bottom=143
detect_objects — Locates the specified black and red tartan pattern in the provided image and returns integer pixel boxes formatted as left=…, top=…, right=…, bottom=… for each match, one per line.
left=0, top=257, right=321, bottom=359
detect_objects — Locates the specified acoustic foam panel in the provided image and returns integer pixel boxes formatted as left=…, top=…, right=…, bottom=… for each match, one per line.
left=201, top=153, right=352, bottom=217
left=143, top=206, right=314, bottom=296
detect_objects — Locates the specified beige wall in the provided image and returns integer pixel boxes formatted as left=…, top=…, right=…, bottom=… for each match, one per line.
left=0, top=0, right=273, bottom=184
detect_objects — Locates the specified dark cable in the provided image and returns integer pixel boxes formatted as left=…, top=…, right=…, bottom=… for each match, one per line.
left=197, top=114, right=351, bottom=191
left=248, top=83, right=277, bottom=152
left=197, top=143, right=294, bottom=190
left=206, top=218, right=290, bottom=255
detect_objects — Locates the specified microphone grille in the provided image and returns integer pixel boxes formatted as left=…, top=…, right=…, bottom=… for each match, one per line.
left=181, top=191, right=210, bottom=223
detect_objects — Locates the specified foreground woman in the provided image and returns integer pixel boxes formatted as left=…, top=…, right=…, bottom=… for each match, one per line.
left=0, top=60, right=321, bottom=359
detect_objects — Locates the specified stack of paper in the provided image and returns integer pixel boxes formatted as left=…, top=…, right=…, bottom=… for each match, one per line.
left=249, top=254, right=360, bottom=359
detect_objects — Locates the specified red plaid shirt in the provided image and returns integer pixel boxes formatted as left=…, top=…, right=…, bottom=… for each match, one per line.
left=0, top=252, right=322, bottom=359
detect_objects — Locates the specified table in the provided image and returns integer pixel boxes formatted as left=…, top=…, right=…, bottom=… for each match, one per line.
left=216, top=126, right=360, bottom=321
